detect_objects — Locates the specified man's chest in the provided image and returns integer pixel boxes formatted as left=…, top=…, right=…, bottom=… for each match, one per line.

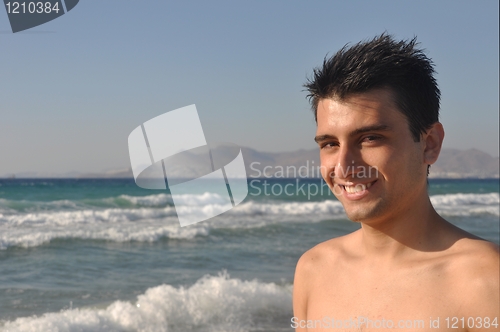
left=305, top=268, right=467, bottom=331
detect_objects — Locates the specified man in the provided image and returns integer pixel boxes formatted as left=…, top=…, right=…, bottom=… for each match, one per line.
left=293, top=34, right=499, bottom=331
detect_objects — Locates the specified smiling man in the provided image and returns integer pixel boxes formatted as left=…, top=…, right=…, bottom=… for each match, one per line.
left=292, top=35, right=499, bottom=331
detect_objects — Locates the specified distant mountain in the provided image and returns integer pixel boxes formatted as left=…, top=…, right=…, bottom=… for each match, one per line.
left=430, top=148, right=499, bottom=178
left=4, top=147, right=499, bottom=179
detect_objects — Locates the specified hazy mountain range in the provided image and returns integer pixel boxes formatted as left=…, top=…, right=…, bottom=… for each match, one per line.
left=4, top=147, right=499, bottom=179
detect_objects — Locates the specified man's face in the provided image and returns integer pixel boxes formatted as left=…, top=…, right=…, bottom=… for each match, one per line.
left=315, top=88, right=428, bottom=224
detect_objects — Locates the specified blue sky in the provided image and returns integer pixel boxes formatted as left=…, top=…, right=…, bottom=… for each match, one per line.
left=1, top=0, right=498, bottom=175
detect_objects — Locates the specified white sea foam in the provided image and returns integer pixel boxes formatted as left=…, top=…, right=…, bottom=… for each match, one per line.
left=0, top=197, right=347, bottom=249
left=230, top=199, right=345, bottom=216
left=118, top=194, right=173, bottom=207
left=117, top=193, right=229, bottom=207
left=113, top=192, right=500, bottom=217
left=431, top=192, right=499, bottom=216
left=0, top=193, right=497, bottom=249
left=0, top=272, right=292, bottom=332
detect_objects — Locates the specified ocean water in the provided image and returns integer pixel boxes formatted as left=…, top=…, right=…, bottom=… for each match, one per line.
left=0, top=178, right=498, bottom=332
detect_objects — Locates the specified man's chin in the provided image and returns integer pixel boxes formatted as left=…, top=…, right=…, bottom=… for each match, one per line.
left=342, top=203, right=383, bottom=223
left=345, top=211, right=367, bottom=223
left=337, top=197, right=385, bottom=222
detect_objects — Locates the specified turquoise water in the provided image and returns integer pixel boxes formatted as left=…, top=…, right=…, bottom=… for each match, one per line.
left=0, top=178, right=498, bottom=331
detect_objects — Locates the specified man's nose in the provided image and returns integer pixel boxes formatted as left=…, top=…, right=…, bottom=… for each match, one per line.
left=334, top=144, right=359, bottom=180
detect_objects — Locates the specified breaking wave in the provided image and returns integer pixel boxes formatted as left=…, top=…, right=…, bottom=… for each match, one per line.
left=0, top=272, right=293, bottom=332
left=0, top=192, right=497, bottom=249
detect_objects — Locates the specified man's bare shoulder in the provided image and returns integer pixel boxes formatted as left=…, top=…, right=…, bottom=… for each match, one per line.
left=293, top=230, right=361, bottom=319
left=430, top=222, right=498, bottom=273
left=444, top=236, right=499, bottom=318
left=446, top=236, right=499, bottom=276
left=295, top=230, right=361, bottom=276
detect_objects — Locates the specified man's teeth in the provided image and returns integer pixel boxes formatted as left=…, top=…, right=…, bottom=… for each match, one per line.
left=343, top=182, right=372, bottom=193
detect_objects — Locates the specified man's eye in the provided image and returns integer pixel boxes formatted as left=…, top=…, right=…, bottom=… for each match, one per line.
left=362, top=135, right=381, bottom=143
left=321, top=142, right=339, bottom=149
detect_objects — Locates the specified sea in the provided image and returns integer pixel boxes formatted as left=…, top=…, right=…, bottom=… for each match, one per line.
left=0, top=178, right=498, bottom=332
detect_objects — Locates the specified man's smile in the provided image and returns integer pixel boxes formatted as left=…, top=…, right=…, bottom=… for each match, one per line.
left=334, top=180, right=378, bottom=200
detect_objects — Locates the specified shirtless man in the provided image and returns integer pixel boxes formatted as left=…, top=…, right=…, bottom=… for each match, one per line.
left=293, top=34, right=499, bottom=331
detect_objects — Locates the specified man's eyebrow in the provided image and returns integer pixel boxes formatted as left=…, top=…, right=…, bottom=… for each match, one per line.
left=349, top=124, right=391, bottom=137
left=314, top=125, right=391, bottom=143
left=314, top=134, right=335, bottom=143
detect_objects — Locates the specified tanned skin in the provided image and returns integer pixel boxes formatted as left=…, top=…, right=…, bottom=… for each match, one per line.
left=293, top=88, right=499, bottom=332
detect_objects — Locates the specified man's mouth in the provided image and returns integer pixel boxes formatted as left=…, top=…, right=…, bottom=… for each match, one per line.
left=340, top=181, right=376, bottom=194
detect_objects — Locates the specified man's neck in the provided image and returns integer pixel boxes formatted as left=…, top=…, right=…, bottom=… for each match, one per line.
left=357, top=195, right=449, bottom=261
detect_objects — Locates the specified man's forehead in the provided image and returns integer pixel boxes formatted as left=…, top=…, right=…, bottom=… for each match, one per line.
left=317, top=89, right=404, bottom=122
left=318, top=89, right=398, bottom=112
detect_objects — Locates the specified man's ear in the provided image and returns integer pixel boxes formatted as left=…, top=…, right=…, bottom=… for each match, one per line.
left=423, top=122, right=445, bottom=165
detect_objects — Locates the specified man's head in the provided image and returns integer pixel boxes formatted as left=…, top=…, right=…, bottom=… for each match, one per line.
left=306, top=34, right=444, bottom=224
left=304, top=34, right=440, bottom=142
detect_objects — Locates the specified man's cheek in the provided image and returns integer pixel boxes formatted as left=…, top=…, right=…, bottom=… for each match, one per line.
left=319, top=163, right=334, bottom=187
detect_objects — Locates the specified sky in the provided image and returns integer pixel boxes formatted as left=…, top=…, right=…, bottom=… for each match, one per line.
left=0, top=0, right=498, bottom=176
